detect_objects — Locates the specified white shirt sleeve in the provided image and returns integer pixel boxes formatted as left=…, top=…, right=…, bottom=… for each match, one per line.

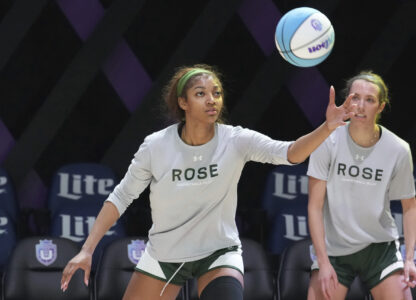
left=232, top=126, right=294, bottom=165
left=307, top=134, right=334, bottom=181
left=388, top=144, right=416, bottom=200
left=105, top=136, right=153, bottom=216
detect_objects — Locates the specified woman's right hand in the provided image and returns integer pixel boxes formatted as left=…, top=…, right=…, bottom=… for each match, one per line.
left=60, top=249, right=92, bottom=292
left=317, top=261, right=339, bottom=300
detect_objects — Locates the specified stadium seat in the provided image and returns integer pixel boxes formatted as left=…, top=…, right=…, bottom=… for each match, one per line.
left=94, top=236, right=187, bottom=300
left=2, top=236, right=90, bottom=300
left=0, top=168, right=18, bottom=223
left=277, top=238, right=370, bottom=300
left=47, top=163, right=126, bottom=271
left=261, top=163, right=310, bottom=255
left=0, top=168, right=18, bottom=290
left=188, top=237, right=275, bottom=300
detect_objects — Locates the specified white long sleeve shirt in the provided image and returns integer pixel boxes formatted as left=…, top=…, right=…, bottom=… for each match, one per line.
left=107, top=123, right=293, bottom=262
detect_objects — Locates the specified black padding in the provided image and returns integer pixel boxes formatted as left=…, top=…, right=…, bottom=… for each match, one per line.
left=2, top=236, right=90, bottom=300
left=189, top=237, right=275, bottom=300
left=277, top=238, right=370, bottom=300
left=200, top=276, right=243, bottom=300
left=241, top=238, right=275, bottom=300
left=277, top=238, right=312, bottom=300
left=94, top=236, right=186, bottom=300
left=94, top=237, right=147, bottom=300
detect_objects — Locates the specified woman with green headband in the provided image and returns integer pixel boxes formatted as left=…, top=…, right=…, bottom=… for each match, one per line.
left=61, top=63, right=355, bottom=300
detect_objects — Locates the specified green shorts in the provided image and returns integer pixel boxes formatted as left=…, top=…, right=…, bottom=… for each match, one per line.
left=135, top=246, right=243, bottom=286
left=311, top=240, right=403, bottom=290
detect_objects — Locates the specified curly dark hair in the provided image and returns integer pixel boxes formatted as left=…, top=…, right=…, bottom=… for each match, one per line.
left=161, top=64, right=227, bottom=123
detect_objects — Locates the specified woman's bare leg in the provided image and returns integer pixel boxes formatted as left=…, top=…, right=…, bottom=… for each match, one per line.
left=122, top=271, right=182, bottom=300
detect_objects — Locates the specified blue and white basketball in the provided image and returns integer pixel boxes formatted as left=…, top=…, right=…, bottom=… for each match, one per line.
left=275, top=7, right=335, bottom=67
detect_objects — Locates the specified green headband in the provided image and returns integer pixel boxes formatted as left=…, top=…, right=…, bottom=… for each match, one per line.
left=176, top=68, right=211, bottom=96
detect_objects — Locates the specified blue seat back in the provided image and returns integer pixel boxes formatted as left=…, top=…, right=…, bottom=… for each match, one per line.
left=0, top=168, right=18, bottom=272
left=48, top=163, right=126, bottom=270
left=3, top=237, right=90, bottom=299
left=262, top=163, right=309, bottom=254
left=0, top=208, right=17, bottom=272
left=0, top=168, right=18, bottom=222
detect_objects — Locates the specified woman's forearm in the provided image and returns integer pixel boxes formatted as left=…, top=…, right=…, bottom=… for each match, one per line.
left=81, top=201, right=120, bottom=254
left=287, top=122, right=332, bottom=164
left=402, top=197, right=416, bottom=262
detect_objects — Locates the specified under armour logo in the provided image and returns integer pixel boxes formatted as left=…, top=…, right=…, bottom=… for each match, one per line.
left=355, top=154, right=365, bottom=161
left=193, top=155, right=203, bottom=162
left=0, top=189, right=6, bottom=194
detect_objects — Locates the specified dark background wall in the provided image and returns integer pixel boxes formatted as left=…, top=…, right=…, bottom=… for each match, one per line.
left=1, top=0, right=415, bottom=240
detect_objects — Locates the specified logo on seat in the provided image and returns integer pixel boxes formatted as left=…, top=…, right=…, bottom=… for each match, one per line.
left=128, top=239, right=146, bottom=265
left=36, top=240, right=57, bottom=266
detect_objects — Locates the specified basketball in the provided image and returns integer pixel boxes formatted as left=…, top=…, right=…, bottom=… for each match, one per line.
left=275, top=7, right=335, bottom=67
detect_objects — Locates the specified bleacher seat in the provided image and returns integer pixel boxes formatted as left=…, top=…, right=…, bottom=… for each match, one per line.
left=0, top=168, right=18, bottom=223
left=2, top=236, right=90, bottom=300
left=277, top=238, right=370, bottom=300
left=188, top=237, right=275, bottom=300
left=48, top=163, right=126, bottom=271
left=0, top=168, right=18, bottom=287
left=94, top=236, right=187, bottom=300
left=261, top=163, right=310, bottom=255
